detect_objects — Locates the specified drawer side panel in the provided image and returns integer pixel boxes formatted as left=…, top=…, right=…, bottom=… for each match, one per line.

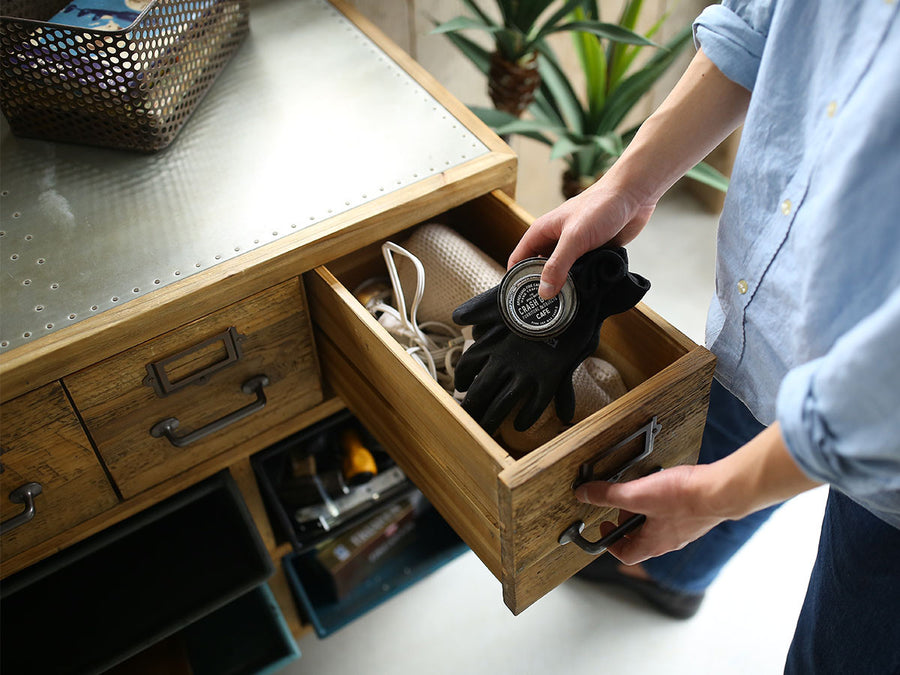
left=316, top=332, right=501, bottom=575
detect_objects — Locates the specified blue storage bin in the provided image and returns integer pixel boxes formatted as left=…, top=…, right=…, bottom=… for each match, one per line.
left=183, top=583, right=300, bottom=675
left=283, top=504, right=469, bottom=637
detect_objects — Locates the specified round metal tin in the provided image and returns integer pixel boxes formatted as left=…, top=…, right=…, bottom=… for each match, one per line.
left=498, top=257, right=578, bottom=340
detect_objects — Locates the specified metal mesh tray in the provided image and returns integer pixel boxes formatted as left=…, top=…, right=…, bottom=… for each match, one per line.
left=0, top=0, right=249, bottom=151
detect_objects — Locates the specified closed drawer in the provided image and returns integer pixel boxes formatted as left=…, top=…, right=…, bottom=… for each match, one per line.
left=66, top=278, right=323, bottom=499
left=305, top=190, right=717, bottom=615
left=0, top=381, right=118, bottom=561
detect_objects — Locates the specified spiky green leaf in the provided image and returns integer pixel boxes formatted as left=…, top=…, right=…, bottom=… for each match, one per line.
left=540, top=20, right=656, bottom=47
left=537, top=51, right=584, bottom=133
left=438, top=27, right=492, bottom=75
left=685, top=161, right=730, bottom=192
left=599, top=24, right=692, bottom=133
left=430, top=16, right=499, bottom=35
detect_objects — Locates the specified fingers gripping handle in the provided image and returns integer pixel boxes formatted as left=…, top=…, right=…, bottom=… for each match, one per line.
left=558, top=513, right=647, bottom=556
left=559, top=417, right=661, bottom=555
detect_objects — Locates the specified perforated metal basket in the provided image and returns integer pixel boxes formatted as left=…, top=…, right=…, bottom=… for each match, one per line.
left=0, top=0, right=249, bottom=151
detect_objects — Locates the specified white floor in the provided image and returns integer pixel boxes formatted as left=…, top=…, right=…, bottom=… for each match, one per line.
left=277, top=187, right=830, bottom=675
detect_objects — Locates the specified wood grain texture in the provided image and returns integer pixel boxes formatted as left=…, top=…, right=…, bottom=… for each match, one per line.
left=65, top=278, right=323, bottom=499
left=315, top=330, right=503, bottom=577
left=306, top=265, right=511, bottom=510
left=498, top=347, right=716, bottom=614
left=0, top=381, right=119, bottom=561
left=0, top=396, right=345, bottom=579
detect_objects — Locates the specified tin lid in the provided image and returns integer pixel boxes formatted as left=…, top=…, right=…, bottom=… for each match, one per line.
left=497, top=257, right=578, bottom=340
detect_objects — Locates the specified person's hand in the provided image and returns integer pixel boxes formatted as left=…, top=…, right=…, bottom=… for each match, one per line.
left=575, top=465, right=726, bottom=565
left=574, top=424, right=823, bottom=565
left=508, top=179, right=657, bottom=300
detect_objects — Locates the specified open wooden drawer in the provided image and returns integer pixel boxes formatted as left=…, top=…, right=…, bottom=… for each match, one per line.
left=304, top=190, right=716, bottom=614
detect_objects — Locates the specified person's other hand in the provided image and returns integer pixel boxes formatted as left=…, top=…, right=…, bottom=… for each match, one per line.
left=575, top=465, right=726, bottom=565
left=508, top=179, right=656, bottom=300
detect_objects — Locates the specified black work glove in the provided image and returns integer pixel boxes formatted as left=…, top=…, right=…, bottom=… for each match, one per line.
left=451, top=247, right=649, bottom=434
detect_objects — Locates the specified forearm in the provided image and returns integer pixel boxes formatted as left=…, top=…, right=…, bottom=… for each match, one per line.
left=704, top=423, right=823, bottom=521
left=603, top=48, right=752, bottom=205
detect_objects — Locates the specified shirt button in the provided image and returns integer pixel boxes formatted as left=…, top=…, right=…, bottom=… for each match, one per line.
left=826, top=101, right=838, bottom=118
left=737, top=279, right=749, bottom=294
left=781, top=198, right=792, bottom=215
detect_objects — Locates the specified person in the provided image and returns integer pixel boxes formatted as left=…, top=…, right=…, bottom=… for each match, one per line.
left=507, top=1, right=900, bottom=671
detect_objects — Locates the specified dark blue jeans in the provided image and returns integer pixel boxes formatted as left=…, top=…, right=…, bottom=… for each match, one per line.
left=642, top=378, right=775, bottom=593
left=642, top=379, right=900, bottom=673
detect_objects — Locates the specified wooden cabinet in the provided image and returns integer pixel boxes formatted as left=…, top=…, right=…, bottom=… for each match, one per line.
left=65, top=279, right=322, bottom=499
left=0, top=0, right=713, bottom=658
left=0, top=382, right=118, bottom=559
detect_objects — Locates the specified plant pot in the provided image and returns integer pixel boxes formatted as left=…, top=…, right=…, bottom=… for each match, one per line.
left=561, top=169, right=600, bottom=200
left=488, top=51, right=541, bottom=117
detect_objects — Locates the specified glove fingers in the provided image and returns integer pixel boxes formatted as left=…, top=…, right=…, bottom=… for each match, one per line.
left=605, top=272, right=651, bottom=315
left=513, top=382, right=552, bottom=432
left=472, top=322, right=507, bottom=345
left=553, top=373, right=577, bottom=423
left=452, top=287, right=500, bottom=326
left=461, top=365, right=513, bottom=431
left=453, top=346, right=490, bottom=393
left=481, top=376, right=529, bottom=434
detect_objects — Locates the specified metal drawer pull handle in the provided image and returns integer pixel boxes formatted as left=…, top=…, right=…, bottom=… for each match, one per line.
left=143, top=326, right=246, bottom=398
left=559, top=513, right=646, bottom=556
left=561, top=417, right=663, bottom=555
left=0, top=482, right=43, bottom=534
left=150, top=375, right=269, bottom=448
left=573, top=416, right=661, bottom=489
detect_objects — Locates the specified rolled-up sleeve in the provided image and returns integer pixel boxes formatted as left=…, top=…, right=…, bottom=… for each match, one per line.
left=693, top=1, right=775, bottom=91
left=777, top=285, right=900, bottom=526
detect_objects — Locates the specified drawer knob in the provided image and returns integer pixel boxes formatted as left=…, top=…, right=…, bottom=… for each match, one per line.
left=0, top=482, right=44, bottom=534
left=150, top=375, right=270, bottom=448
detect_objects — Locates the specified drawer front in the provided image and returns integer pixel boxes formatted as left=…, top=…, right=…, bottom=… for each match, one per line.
left=0, top=382, right=118, bottom=561
left=66, top=278, right=323, bottom=499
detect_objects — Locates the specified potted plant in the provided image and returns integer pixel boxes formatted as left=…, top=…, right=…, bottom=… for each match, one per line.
left=432, top=0, right=656, bottom=117
left=438, top=0, right=729, bottom=198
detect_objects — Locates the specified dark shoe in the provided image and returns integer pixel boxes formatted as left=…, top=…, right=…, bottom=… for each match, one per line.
left=575, top=554, right=704, bottom=619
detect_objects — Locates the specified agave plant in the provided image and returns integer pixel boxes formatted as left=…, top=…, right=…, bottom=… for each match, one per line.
left=441, top=0, right=729, bottom=198
left=432, top=0, right=656, bottom=117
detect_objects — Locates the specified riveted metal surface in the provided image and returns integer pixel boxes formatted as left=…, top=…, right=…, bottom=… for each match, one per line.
left=0, top=0, right=491, bottom=352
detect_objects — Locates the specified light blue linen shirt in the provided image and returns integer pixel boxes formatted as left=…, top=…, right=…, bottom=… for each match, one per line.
left=693, top=0, right=900, bottom=527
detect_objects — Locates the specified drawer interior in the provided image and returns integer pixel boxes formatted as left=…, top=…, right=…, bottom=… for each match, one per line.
left=322, top=201, right=688, bottom=422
